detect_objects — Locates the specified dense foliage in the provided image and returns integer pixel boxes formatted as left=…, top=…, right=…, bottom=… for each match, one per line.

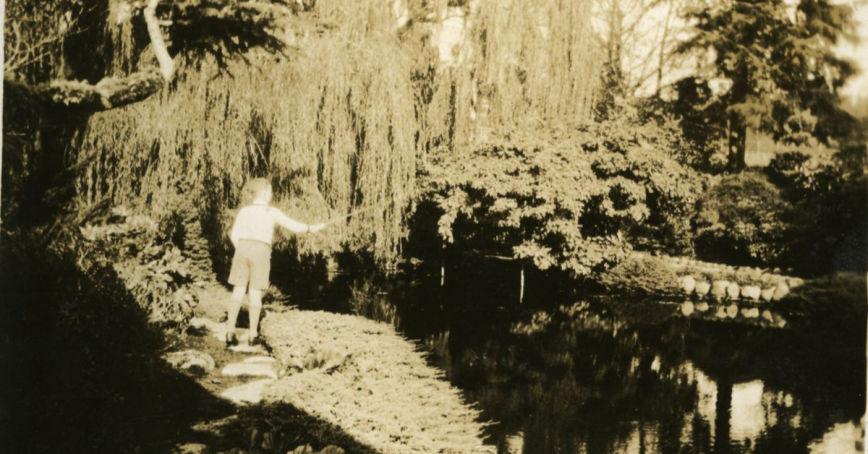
left=694, top=172, right=793, bottom=266
left=595, top=254, right=680, bottom=296
left=766, top=151, right=867, bottom=274
left=676, top=0, right=857, bottom=171
left=423, top=109, right=702, bottom=276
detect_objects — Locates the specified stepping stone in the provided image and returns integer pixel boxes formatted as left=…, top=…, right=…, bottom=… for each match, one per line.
left=229, top=344, right=266, bottom=354
left=243, top=356, right=277, bottom=365
left=220, top=379, right=274, bottom=405
left=163, top=350, right=216, bottom=371
left=222, top=362, right=278, bottom=379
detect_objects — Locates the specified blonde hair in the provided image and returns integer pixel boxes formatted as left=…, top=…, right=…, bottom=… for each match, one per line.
left=240, top=178, right=272, bottom=206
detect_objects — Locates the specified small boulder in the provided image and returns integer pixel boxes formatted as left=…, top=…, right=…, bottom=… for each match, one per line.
left=726, top=282, right=741, bottom=300
left=715, top=306, right=727, bottom=318
left=681, top=275, right=696, bottom=294
left=772, top=282, right=790, bottom=301
left=761, top=310, right=774, bottom=322
left=725, top=304, right=739, bottom=318
left=711, top=280, right=730, bottom=298
left=760, top=288, right=775, bottom=302
left=741, top=308, right=760, bottom=318
left=741, top=285, right=761, bottom=300
left=696, top=301, right=710, bottom=312
left=681, top=301, right=695, bottom=316
left=695, top=281, right=711, bottom=296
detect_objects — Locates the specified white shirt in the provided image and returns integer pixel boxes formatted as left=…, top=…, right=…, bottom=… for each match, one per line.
left=230, top=203, right=307, bottom=246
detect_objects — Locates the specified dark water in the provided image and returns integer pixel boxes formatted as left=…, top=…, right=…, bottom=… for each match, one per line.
left=277, top=257, right=866, bottom=454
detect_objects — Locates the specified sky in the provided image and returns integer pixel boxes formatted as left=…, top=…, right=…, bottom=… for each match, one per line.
left=838, top=3, right=868, bottom=102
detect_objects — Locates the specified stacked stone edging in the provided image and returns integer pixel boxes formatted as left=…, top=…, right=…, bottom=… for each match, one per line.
left=631, top=252, right=805, bottom=303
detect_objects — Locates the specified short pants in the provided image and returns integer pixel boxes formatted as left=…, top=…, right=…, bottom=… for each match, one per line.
left=228, top=240, right=272, bottom=291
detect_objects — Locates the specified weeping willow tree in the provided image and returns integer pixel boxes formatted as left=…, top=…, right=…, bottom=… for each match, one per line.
left=58, top=0, right=602, bottom=265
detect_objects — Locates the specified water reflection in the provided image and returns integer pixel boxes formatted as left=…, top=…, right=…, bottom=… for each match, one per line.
left=278, top=265, right=865, bottom=454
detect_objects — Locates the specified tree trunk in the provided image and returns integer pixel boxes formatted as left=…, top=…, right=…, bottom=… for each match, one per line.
left=728, top=112, right=747, bottom=172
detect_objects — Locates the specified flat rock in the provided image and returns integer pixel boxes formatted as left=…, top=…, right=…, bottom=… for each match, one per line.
left=243, top=356, right=277, bottom=364
left=220, top=379, right=274, bottom=405
left=222, top=362, right=278, bottom=379
left=163, top=350, right=216, bottom=371
left=229, top=344, right=267, bottom=354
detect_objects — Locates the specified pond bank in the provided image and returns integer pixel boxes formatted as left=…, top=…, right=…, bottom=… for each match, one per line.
left=260, top=308, right=495, bottom=454
left=171, top=284, right=494, bottom=454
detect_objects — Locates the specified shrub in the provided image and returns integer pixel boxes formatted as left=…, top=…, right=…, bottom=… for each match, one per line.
left=422, top=109, right=702, bottom=277
left=765, top=151, right=867, bottom=274
left=595, top=255, right=679, bottom=296
left=80, top=206, right=205, bottom=327
left=694, top=172, right=793, bottom=266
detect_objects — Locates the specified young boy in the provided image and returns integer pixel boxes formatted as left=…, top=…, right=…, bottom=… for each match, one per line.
left=226, top=178, right=326, bottom=346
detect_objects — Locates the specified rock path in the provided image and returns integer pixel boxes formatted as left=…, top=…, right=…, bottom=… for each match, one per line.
left=164, top=284, right=494, bottom=454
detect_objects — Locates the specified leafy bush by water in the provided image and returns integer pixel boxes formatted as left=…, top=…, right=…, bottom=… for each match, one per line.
left=765, top=151, right=867, bottom=274
left=422, top=108, right=702, bottom=277
left=595, top=255, right=679, bottom=297
left=694, top=172, right=793, bottom=266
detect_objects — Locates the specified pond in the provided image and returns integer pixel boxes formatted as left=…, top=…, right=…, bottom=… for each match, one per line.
left=274, top=256, right=866, bottom=454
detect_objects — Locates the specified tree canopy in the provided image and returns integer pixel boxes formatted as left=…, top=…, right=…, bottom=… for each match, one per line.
left=676, top=0, right=858, bottom=171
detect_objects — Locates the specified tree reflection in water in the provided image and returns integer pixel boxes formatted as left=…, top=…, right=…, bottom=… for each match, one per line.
left=278, top=264, right=865, bottom=454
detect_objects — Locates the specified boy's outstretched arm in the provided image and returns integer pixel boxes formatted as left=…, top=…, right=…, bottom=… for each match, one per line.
left=270, top=208, right=325, bottom=233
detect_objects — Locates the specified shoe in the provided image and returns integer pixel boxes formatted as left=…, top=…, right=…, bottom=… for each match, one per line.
left=225, top=331, right=238, bottom=347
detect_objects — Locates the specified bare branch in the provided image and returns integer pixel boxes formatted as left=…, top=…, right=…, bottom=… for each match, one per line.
left=6, top=68, right=164, bottom=112
left=143, top=0, right=176, bottom=81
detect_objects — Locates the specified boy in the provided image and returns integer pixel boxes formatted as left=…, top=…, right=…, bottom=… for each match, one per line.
left=226, top=178, right=326, bottom=346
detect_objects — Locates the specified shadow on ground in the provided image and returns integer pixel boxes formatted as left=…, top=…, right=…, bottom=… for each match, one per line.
left=0, top=237, right=379, bottom=454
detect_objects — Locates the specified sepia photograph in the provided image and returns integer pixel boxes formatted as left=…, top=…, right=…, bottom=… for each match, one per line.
left=1, top=0, right=866, bottom=453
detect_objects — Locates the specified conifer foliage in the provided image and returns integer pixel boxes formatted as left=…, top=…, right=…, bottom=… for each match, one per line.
left=676, top=0, right=857, bottom=171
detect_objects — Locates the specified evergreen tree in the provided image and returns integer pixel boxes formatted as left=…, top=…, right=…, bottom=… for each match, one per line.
left=676, top=0, right=857, bottom=172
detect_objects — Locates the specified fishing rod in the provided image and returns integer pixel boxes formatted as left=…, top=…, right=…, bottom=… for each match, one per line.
left=321, top=199, right=398, bottom=227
